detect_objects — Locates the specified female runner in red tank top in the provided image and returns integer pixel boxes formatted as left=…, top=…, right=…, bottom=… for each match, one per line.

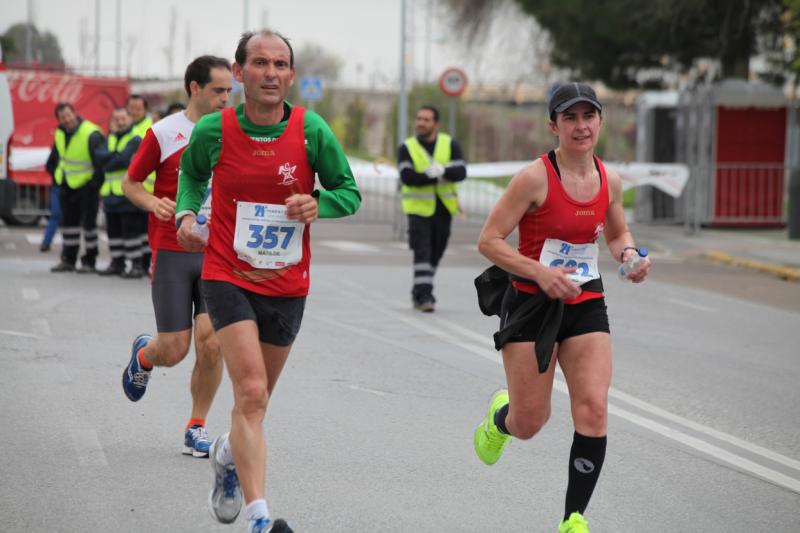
left=472, top=83, right=650, bottom=533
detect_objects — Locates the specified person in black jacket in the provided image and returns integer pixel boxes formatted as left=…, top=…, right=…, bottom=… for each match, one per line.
left=397, top=105, right=467, bottom=312
left=48, top=103, right=108, bottom=273
left=98, top=108, right=145, bottom=277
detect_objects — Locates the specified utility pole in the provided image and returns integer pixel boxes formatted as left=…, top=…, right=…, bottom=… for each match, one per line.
left=424, top=0, right=432, bottom=82
left=25, top=0, right=33, bottom=65
left=397, top=0, right=409, bottom=148
left=243, top=0, right=250, bottom=30
left=94, top=0, right=100, bottom=74
left=115, top=0, right=121, bottom=76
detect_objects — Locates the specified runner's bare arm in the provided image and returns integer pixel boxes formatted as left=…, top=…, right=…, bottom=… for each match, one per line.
left=478, top=159, right=581, bottom=300
left=121, top=174, right=176, bottom=221
left=603, top=168, right=650, bottom=282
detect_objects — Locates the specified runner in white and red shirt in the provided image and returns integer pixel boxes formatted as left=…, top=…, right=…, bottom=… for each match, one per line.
left=120, top=55, right=232, bottom=460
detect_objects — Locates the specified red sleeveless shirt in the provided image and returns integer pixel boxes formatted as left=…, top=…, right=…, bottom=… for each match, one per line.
left=513, top=153, right=609, bottom=304
left=201, top=106, right=315, bottom=296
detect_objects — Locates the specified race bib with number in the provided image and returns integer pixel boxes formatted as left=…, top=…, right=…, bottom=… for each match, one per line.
left=538, top=238, right=600, bottom=285
left=233, top=201, right=304, bottom=269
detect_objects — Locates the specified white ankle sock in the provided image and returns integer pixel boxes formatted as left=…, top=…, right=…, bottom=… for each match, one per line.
left=245, top=499, right=270, bottom=521
left=216, top=433, right=234, bottom=465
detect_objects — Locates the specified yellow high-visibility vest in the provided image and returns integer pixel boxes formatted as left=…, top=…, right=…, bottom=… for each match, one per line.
left=401, top=133, right=459, bottom=216
left=101, top=130, right=137, bottom=197
left=54, top=120, right=101, bottom=189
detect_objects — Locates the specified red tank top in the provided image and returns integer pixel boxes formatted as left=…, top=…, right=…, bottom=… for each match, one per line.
left=513, top=153, right=609, bottom=304
left=201, top=106, right=314, bottom=296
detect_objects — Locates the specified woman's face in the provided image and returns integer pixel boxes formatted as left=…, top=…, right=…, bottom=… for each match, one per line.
left=549, top=101, right=602, bottom=152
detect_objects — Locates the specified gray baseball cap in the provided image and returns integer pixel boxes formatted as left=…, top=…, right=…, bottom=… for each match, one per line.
left=548, top=82, right=602, bottom=119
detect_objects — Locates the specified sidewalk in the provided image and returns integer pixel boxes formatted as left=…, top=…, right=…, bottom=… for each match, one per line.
left=629, top=223, right=800, bottom=282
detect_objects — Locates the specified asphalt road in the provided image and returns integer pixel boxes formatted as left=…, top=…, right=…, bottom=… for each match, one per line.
left=0, top=221, right=798, bottom=532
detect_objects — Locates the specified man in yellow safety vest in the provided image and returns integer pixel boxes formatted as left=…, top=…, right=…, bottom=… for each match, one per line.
left=397, top=105, right=467, bottom=312
left=98, top=108, right=146, bottom=277
left=49, top=102, right=107, bottom=273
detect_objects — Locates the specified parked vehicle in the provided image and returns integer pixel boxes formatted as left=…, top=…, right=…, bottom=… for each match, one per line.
left=0, top=59, right=129, bottom=225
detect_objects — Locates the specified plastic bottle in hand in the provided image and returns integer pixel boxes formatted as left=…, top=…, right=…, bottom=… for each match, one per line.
left=190, top=214, right=209, bottom=244
left=618, top=247, right=648, bottom=280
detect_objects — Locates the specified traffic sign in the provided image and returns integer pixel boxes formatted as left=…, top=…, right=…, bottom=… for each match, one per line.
left=300, top=76, right=324, bottom=101
left=438, top=67, right=468, bottom=97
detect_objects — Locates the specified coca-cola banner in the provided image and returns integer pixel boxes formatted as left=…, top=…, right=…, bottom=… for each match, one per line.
left=7, top=69, right=130, bottom=149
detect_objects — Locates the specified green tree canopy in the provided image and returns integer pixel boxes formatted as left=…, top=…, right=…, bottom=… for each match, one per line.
left=446, top=0, right=786, bottom=88
left=1, top=23, right=65, bottom=66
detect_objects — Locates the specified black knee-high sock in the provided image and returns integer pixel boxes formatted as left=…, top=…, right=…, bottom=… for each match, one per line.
left=564, top=432, right=606, bottom=520
left=493, top=403, right=510, bottom=435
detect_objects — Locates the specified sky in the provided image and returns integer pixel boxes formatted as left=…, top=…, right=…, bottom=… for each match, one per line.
left=0, top=0, right=543, bottom=89
left=0, top=0, right=552, bottom=88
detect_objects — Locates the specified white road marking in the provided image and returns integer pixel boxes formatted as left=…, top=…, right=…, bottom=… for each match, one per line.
left=348, top=384, right=390, bottom=397
left=26, top=233, right=106, bottom=245
left=26, top=233, right=61, bottom=245
left=666, top=297, right=716, bottom=313
left=69, top=429, right=108, bottom=467
left=317, top=281, right=800, bottom=494
left=0, top=329, right=40, bottom=338
left=607, top=386, right=800, bottom=472
left=22, top=288, right=40, bottom=300
left=31, top=318, right=51, bottom=337
left=604, top=399, right=800, bottom=493
left=319, top=240, right=381, bottom=253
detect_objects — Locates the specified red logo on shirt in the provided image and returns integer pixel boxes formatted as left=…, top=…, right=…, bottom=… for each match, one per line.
left=278, top=162, right=297, bottom=186
left=174, top=132, right=186, bottom=142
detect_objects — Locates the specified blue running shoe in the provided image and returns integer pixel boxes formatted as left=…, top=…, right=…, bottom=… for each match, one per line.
left=208, top=433, right=243, bottom=524
left=122, top=334, right=152, bottom=402
left=183, top=425, right=211, bottom=458
left=249, top=518, right=293, bottom=533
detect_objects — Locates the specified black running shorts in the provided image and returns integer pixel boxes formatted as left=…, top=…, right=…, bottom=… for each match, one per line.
left=501, top=289, right=610, bottom=344
left=201, top=280, right=306, bottom=347
left=151, top=249, right=206, bottom=332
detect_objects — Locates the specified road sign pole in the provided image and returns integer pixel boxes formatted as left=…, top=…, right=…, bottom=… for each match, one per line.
left=449, top=96, right=456, bottom=136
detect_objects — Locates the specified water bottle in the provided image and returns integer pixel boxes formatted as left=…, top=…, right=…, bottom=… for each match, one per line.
left=618, top=247, right=648, bottom=280
left=190, top=214, right=209, bottom=243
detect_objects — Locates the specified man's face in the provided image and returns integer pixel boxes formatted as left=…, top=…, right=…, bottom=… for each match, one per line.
left=126, top=98, right=147, bottom=123
left=233, top=34, right=295, bottom=108
left=110, top=109, right=131, bottom=132
left=56, top=106, right=79, bottom=131
left=192, top=67, right=233, bottom=115
left=414, top=109, right=437, bottom=139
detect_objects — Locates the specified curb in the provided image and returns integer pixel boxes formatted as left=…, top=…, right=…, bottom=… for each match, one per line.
left=704, top=250, right=800, bottom=282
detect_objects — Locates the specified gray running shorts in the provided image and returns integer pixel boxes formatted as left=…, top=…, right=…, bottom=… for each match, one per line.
left=201, top=280, right=306, bottom=347
left=151, top=249, right=206, bottom=333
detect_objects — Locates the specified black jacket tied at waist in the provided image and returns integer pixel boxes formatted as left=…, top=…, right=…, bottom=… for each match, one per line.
left=474, top=265, right=604, bottom=374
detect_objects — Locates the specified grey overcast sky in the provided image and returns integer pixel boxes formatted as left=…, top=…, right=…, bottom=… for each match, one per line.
left=0, top=0, right=508, bottom=88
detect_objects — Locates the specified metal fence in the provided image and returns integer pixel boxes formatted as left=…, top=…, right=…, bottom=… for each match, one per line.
left=2, top=181, right=51, bottom=225
left=345, top=174, right=506, bottom=238
left=636, top=163, right=790, bottom=231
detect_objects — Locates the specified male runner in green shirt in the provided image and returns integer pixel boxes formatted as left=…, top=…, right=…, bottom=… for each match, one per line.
left=175, top=30, right=360, bottom=533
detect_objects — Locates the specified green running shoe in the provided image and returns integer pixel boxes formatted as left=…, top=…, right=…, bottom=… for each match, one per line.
left=559, top=512, right=590, bottom=533
left=473, top=389, right=511, bottom=465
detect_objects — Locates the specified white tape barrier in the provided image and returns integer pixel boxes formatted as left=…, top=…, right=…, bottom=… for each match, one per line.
left=349, top=158, right=690, bottom=199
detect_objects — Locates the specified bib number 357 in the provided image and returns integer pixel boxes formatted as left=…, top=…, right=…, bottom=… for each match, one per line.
left=246, top=224, right=296, bottom=250
left=234, top=201, right=304, bottom=269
